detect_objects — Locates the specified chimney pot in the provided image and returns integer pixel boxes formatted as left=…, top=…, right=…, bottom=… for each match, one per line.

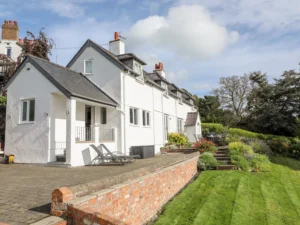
left=14, top=21, right=17, bottom=25
left=155, top=62, right=164, bottom=70
left=114, top=32, right=119, bottom=41
left=4, top=20, right=7, bottom=24
left=9, top=20, right=12, bottom=25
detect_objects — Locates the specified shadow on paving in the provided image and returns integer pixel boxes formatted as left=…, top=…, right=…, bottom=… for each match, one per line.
left=29, top=203, right=51, bottom=214
left=270, top=156, right=300, bottom=171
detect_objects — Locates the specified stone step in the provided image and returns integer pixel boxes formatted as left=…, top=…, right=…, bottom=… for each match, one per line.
left=217, top=146, right=229, bottom=150
left=216, top=165, right=236, bottom=170
left=214, top=156, right=231, bottom=160
left=56, top=155, right=66, bottom=162
left=216, top=150, right=228, bottom=154
left=30, top=216, right=67, bottom=225
left=214, top=153, right=227, bottom=157
left=217, top=160, right=232, bottom=165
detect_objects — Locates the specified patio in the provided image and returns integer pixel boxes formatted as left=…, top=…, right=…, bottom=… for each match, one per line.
left=0, top=153, right=189, bottom=225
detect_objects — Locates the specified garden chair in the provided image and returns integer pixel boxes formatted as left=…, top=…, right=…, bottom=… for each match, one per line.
left=99, top=144, right=140, bottom=162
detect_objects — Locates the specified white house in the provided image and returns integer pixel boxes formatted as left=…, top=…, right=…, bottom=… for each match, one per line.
left=4, top=32, right=201, bottom=167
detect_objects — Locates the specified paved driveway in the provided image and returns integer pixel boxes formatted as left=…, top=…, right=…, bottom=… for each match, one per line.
left=0, top=154, right=186, bottom=225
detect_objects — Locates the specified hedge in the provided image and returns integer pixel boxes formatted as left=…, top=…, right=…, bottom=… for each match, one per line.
left=202, top=123, right=296, bottom=143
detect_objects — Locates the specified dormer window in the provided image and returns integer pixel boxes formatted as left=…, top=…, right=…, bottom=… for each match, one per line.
left=161, top=82, right=168, bottom=96
left=134, top=61, right=143, bottom=75
left=177, top=92, right=182, bottom=102
left=84, top=60, right=93, bottom=75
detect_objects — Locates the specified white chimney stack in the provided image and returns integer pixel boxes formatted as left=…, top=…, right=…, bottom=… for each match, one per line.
left=109, top=32, right=125, bottom=55
left=154, top=62, right=166, bottom=78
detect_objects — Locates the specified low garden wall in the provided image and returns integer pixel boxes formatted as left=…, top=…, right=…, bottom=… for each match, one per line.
left=51, top=153, right=199, bottom=225
left=160, top=148, right=198, bottom=154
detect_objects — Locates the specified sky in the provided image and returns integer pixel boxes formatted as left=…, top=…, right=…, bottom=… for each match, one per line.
left=2, top=0, right=300, bottom=96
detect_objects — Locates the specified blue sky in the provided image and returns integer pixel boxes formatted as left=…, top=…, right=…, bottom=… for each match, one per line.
left=2, top=0, right=300, bottom=96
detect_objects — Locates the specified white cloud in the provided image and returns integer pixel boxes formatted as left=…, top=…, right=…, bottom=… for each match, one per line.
left=127, top=4, right=239, bottom=60
left=167, top=69, right=189, bottom=83
left=42, top=0, right=85, bottom=18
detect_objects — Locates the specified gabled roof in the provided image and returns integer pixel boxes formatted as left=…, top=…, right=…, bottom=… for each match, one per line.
left=66, top=39, right=140, bottom=77
left=185, top=112, right=199, bottom=126
left=117, top=53, right=146, bottom=65
left=5, top=55, right=118, bottom=107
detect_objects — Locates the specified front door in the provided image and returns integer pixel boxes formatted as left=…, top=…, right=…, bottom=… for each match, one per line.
left=85, top=106, right=92, bottom=141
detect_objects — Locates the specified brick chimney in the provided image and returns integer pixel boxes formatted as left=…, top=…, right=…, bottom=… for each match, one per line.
left=2, top=20, right=19, bottom=41
left=154, top=62, right=166, bottom=78
left=109, top=32, right=125, bottom=55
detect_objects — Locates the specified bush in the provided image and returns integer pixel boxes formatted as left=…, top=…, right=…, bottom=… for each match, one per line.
left=231, top=155, right=250, bottom=171
left=290, top=143, right=300, bottom=159
left=202, top=123, right=228, bottom=135
left=228, top=128, right=258, bottom=139
left=168, top=133, right=189, bottom=147
left=250, top=154, right=271, bottom=172
left=194, top=139, right=218, bottom=153
left=197, top=152, right=218, bottom=170
left=228, top=142, right=254, bottom=156
left=249, top=140, right=273, bottom=156
left=0, top=96, right=6, bottom=106
left=226, top=136, right=241, bottom=144
left=267, top=140, right=290, bottom=156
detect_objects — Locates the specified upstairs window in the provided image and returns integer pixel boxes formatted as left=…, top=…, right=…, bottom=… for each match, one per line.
left=21, top=99, right=35, bottom=122
left=142, top=110, right=150, bottom=127
left=161, top=82, right=168, bottom=96
left=134, top=62, right=142, bottom=75
left=129, top=107, right=139, bottom=125
left=177, top=92, right=182, bottom=102
left=100, top=107, right=107, bottom=124
left=6, top=48, right=11, bottom=58
left=84, top=60, right=93, bottom=74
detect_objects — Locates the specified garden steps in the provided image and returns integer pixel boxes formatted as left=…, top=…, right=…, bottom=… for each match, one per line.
left=214, top=147, right=236, bottom=170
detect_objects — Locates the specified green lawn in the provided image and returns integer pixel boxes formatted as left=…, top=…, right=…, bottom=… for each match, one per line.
left=154, top=157, right=300, bottom=225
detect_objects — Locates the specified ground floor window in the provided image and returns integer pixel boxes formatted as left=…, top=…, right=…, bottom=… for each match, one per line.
left=142, top=110, right=150, bottom=127
left=130, top=107, right=139, bottom=125
left=21, top=99, right=35, bottom=122
left=100, top=107, right=107, bottom=124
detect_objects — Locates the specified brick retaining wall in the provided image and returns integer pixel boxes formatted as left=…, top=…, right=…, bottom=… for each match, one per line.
left=66, top=154, right=199, bottom=225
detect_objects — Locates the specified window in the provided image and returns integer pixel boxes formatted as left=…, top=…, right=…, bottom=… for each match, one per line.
left=100, top=107, right=107, bottom=124
left=6, top=48, right=11, bottom=57
left=134, top=62, right=142, bottom=75
left=129, top=107, right=139, bottom=125
left=84, top=60, right=93, bottom=74
left=177, top=92, right=182, bottom=102
left=142, top=110, right=150, bottom=126
left=177, top=118, right=183, bottom=134
left=161, top=82, right=168, bottom=96
left=21, top=99, right=35, bottom=122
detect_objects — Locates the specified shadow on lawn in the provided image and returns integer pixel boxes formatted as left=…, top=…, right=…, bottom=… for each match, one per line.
left=270, top=156, right=300, bottom=171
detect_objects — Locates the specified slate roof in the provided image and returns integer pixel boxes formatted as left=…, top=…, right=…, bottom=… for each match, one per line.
left=185, top=112, right=199, bottom=126
left=117, top=53, right=146, bottom=65
left=5, top=55, right=118, bottom=107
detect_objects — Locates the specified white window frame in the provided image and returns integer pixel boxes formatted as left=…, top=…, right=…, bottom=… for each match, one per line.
left=134, top=61, right=142, bottom=75
left=129, top=107, right=139, bottom=126
left=142, top=110, right=150, bottom=127
left=162, top=82, right=168, bottom=96
left=20, top=99, right=35, bottom=123
left=84, top=60, right=93, bottom=75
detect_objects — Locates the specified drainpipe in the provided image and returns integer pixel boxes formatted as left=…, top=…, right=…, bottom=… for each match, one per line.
left=152, top=87, right=156, bottom=149
left=122, top=71, right=127, bottom=155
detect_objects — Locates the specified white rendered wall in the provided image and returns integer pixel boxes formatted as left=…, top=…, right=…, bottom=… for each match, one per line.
left=0, top=40, right=22, bottom=62
left=5, top=63, right=60, bottom=163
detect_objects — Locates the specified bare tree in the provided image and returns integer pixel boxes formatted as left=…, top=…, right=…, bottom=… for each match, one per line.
left=213, top=74, right=252, bottom=117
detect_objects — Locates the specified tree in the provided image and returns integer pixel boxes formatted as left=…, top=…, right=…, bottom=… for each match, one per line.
left=0, top=54, right=16, bottom=89
left=245, top=70, right=300, bottom=136
left=198, top=96, right=223, bottom=123
left=213, top=74, right=252, bottom=118
left=17, top=28, right=54, bottom=64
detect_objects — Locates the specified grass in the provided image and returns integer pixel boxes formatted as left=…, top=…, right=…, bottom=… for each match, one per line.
left=154, top=157, right=300, bottom=225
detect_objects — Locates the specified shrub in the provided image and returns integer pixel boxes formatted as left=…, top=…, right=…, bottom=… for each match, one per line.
left=0, top=96, right=6, bottom=106
left=231, top=155, right=250, bottom=171
left=168, top=133, right=189, bottom=147
left=267, top=140, right=290, bottom=156
left=249, top=140, right=273, bottom=156
left=250, top=154, right=271, bottom=172
left=290, top=143, right=300, bottom=160
left=194, top=139, right=218, bottom=153
left=197, top=152, right=218, bottom=170
left=202, top=123, right=228, bottom=135
left=226, top=136, right=241, bottom=144
left=228, top=142, right=254, bottom=156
